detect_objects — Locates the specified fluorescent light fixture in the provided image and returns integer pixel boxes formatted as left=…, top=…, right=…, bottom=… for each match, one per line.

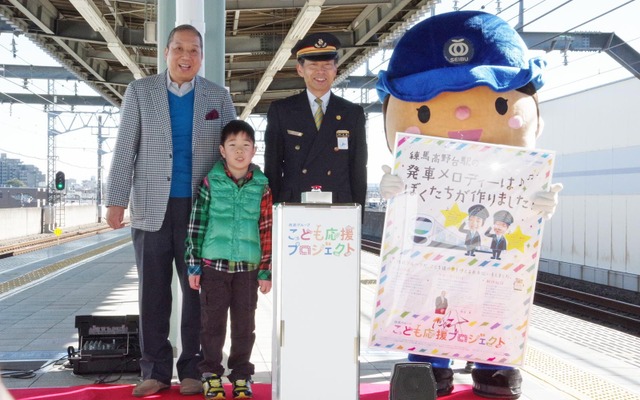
left=288, top=6, right=321, bottom=40
left=107, top=43, right=145, bottom=79
left=334, top=2, right=432, bottom=86
left=240, top=1, right=325, bottom=118
left=255, top=76, right=273, bottom=94
left=69, top=0, right=110, bottom=33
left=107, top=43, right=134, bottom=67
left=270, top=51, right=291, bottom=70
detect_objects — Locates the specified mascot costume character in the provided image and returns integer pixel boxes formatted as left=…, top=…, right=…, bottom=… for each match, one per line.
left=377, top=10, right=562, bottom=399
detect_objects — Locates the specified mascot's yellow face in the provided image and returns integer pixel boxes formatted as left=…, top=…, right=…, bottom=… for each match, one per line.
left=384, top=86, right=543, bottom=151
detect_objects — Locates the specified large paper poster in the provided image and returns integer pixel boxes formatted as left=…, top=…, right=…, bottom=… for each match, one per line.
left=369, top=133, right=555, bottom=366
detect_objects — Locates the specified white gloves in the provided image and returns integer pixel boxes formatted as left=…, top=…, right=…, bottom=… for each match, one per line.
left=531, top=183, right=563, bottom=220
left=379, top=165, right=404, bottom=199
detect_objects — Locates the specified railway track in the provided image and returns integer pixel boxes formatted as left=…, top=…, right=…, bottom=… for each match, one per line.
left=361, top=238, right=381, bottom=255
left=4, top=233, right=639, bottom=334
left=361, top=238, right=640, bottom=335
left=534, top=282, right=640, bottom=334
left=0, top=224, right=114, bottom=259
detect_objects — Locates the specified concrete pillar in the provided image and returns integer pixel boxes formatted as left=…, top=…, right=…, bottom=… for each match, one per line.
left=204, top=1, right=226, bottom=86
left=157, top=0, right=179, bottom=374
left=176, top=0, right=205, bottom=77
left=156, top=0, right=176, bottom=73
left=154, top=0, right=228, bottom=379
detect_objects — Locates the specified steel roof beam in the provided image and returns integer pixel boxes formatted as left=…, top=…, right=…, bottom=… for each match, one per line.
left=0, top=65, right=78, bottom=80
left=522, top=32, right=640, bottom=79
left=0, top=2, right=121, bottom=105
left=225, top=0, right=390, bottom=9
left=0, top=93, right=112, bottom=107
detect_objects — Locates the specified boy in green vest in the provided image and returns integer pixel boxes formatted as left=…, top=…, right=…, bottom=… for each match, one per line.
left=185, top=119, right=273, bottom=399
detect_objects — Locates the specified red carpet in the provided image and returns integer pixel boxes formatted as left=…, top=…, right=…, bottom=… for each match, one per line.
left=9, top=383, right=481, bottom=399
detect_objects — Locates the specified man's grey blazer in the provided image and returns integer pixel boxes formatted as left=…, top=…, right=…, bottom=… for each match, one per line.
left=106, top=71, right=236, bottom=232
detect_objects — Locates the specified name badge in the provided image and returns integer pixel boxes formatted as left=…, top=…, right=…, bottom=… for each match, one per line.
left=336, top=130, right=349, bottom=150
left=287, top=129, right=303, bottom=137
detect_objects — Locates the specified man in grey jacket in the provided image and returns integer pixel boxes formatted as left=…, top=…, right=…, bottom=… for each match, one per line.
left=106, top=24, right=236, bottom=397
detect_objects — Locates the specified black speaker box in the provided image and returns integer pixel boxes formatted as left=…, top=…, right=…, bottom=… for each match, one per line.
left=69, top=315, right=141, bottom=374
left=389, top=362, right=437, bottom=400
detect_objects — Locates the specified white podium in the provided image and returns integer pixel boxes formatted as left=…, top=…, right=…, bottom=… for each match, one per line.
left=272, top=203, right=361, bottom=400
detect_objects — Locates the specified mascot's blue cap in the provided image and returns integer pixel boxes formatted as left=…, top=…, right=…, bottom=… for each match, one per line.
left=376, top=10, right=546, bottom=103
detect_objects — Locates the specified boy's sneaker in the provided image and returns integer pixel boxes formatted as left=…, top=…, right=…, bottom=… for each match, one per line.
left=202, top=374, right=226, bottom=399
left=232, top=379, right=253, bottom=399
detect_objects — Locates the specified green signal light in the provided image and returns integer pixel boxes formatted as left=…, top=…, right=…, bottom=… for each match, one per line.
left=55, top=171, right=65, bottom=191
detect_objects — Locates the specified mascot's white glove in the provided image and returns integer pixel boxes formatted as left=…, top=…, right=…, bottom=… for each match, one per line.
left=380, top=165, right=404, bottom=200
left=532, top=183, right=563, bottom=220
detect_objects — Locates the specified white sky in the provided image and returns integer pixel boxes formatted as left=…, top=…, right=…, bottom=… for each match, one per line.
left=0, top=0, right=638, bottom=185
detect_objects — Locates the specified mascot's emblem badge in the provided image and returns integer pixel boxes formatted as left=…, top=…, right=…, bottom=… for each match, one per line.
left=315, top=38, right=328, bottom=48
left=444, top=37, right=474, bottom=64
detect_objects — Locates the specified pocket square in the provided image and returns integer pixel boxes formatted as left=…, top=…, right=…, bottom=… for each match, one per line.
left=205, top=109, right=219, bottom=120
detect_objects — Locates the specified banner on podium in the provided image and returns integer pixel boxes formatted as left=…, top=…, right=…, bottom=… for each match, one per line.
left=369, top=133, right=555, bottom=366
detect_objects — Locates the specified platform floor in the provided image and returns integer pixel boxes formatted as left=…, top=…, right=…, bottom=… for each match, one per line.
left=0, top=228, right=639, bottom=399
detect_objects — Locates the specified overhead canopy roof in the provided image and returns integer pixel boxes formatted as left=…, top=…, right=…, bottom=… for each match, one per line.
left=1, top=0, right=638, bottom=117
left=0, top=0, right=433, bottom=116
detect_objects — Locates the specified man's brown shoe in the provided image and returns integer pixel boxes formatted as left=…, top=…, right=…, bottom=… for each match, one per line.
left=180, top=378, right=203, bottom=395
left=132, top=379, right=170, bottom=397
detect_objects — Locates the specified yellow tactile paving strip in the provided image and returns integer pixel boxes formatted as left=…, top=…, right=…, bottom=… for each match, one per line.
left=0, top=237, right=131, bottom=294
left=525, top=345, right=640, bottom=400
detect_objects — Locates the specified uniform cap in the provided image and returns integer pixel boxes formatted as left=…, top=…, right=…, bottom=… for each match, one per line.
left=376, top=10, right=546, bottom=103
left=292, top=32, right=341, bottom=61
left=494, top=210, right=514, bottom=225
left=468, top=204, right=489, bottom=220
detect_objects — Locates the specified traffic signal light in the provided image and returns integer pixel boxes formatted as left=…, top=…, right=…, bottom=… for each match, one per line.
left=55, top=171, right=65, bottom=190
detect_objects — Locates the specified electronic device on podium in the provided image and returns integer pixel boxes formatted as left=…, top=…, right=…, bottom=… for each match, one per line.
left=68, top=315, right=141, bottom=374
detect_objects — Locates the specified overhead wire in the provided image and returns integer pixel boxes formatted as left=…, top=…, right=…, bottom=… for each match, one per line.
left=480, top=0, right=495, bottom=11
left=341, top=0, right=639, bottom=108
left=528, top=0, right=637, bottom=49
left=539, top=35, right=640, bottom=96
left=0, top=40, right=92, bottom=113
left=544, top=35, right=640, bottom=74
left=457, top=0, right=480, bottom=10
left=509, top=0, right=640, bottom=95
left=0, top=147, right=100, bottom=172
left=500, top=0, right=553, bottom=22
left=496, top=0, right=521, bottom=15
left=541, top=64, right=633, bottom=97
left=0, top=36, right=118, bottom=179
left=518, top=0, right=573, bottom=29
left=447, top=0, right=639, bottom=98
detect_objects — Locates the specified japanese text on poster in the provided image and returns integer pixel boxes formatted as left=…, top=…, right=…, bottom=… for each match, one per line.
left=369, top=133, right=555, bottom=366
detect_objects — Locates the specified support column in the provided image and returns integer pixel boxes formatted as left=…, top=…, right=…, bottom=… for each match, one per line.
left=204, top=1, right=226, bottom=85
left=157, top=0, right=179, bottom=377
left=176, top=0, right=205, bottom=77
left=157, top=0, right=176, bottom=72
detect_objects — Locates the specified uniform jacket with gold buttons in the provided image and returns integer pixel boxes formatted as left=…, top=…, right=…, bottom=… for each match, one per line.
left=264, top=90, right=368, bottom=208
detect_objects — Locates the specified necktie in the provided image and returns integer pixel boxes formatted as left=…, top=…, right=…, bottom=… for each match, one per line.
left=314, top=98, right=324, bottom=130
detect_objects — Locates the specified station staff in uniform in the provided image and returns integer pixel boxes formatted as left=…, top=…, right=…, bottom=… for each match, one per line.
left=264, top=32, right=368, bottom=209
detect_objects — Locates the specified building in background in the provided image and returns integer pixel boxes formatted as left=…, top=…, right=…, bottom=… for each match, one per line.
left=0, top=153, right=45, bottom=188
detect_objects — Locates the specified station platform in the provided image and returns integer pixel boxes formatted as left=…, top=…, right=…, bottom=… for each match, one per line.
left=0, top=228, right=639, bottom=399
